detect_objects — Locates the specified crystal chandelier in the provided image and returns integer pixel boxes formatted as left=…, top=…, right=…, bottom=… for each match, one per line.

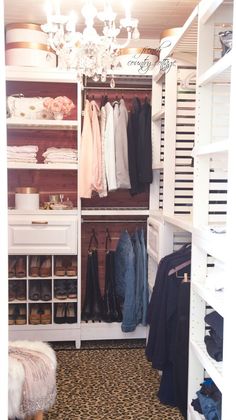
left=41, top=0, right=140, bottom=87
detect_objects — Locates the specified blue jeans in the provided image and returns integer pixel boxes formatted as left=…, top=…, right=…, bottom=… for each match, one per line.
left=197, top=391, right=221, bottom=420
left=138, top=228, right=148, bottom=326
left=115, top=230, right=136, bottom=332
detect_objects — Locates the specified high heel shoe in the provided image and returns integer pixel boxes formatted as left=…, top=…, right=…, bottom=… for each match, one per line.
left=40, top=257, right=52, bottom=277
left=16, top=280, right=26, bottom=301
left=66, top=256, right=77, bottom=277
left=8, top=257, right=17, bottom=278
left=41, top=304, right=52, bottom=324
left=15, top=304, right=27, bottom=325
left=66, top=302, right=77, bottom=324
left=54, top=256, right=66, bottom=276
left=15, top=257, right=26, bottom=278
left=29, top=304, right=41, bottom=325
left=9, top=281, right=16, bottom=301
left=9, top=305, right=16, bottom=325
left=54, top=303, right=66, bottom=324
left=29, top=255, right=41, bottom=277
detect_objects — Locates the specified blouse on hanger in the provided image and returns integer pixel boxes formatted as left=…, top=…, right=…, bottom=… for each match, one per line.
left=90, top=100, right=103, bottom=195
left=113, top=99, right=131, bottom=189
left=104, top=102, right=117, bottom=191
left=79, top=99, right=93, bottom=198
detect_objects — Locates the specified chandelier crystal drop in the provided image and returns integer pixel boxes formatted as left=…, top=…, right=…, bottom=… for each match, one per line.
left=41, top=0, right=140, bottom=87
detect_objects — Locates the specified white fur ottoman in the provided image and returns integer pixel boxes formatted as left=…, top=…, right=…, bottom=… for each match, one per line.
left=8, top=341, right=57, bottom=420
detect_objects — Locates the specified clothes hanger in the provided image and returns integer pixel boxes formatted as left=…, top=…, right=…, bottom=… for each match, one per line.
left=88, top=228, right=98, bottom=252
left=105, top=228, right=112, bottom=253
left=168, top=259, right=191, bottom=276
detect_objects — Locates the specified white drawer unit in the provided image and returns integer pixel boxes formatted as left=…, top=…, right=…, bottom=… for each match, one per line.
left=8, top=215, right=78, bottom=255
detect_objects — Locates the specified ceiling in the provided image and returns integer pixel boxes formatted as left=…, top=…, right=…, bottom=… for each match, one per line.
left=4, top=0, right=199, bottom=39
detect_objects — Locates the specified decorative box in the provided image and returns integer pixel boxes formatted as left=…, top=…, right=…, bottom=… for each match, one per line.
left=15, top=187, right=39, bottom=211
left=159, top=27, right=181, bottom=60
left=5, top=23, right=56, bottom=67
left=116, top=47, right=159, bottom=75
left=7, top=96, right=52, bottom=119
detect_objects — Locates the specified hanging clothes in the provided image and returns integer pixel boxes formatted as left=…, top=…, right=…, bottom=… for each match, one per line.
left=99, top=105, right=108, bottom=197
left=104, top=102, right=117, bottom=191
left=79, top=99, right=93, bottom=198
left=113, top=99, right=131, bottom=189
left=90, top=100, right=103, bottom=195
left=138, top=99, right=153, bottom=184
left=138, top=228, right=148, bottom=326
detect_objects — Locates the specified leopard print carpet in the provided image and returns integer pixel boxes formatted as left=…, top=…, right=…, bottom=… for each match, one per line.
left=44, top=344, right=184, bottom=420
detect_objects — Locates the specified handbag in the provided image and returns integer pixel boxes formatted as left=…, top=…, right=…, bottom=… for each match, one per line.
left=7, top=94, right=52, bottom=119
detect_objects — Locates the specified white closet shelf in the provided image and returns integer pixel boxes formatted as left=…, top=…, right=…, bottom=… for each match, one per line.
left=192, top=140, right=229, bottom=156
left=8, top=209, right=78, bottom=215
left=7, top=118, right=78, bottom=130
left=9, top=323, right=79, bottom=330
left=199, top=0, right=229, bottom=25
left=6, top=65, right=78, bottom=83
left=198, top=51, right=232, bottom=86
left=163, top=214, right=193, bottom=232
left=8, top=162, right=78, bottom=170
left=81, top=209, right=149, bottom=216
left=188, top=403, right=205, bottom=420
left=152, top=109, right=165, bottom=121
left=192, top=282, right=224, bottom=317
left=190, top=339, right=223, bottom=392
left=193, top=227, right=226, bottom=262
left=80, top=321, right=146, bottom=340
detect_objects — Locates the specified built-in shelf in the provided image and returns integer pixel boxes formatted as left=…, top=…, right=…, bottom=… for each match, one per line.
left=198, top=51, right=232, bottom=86
left=8, top=209, right=78, bottom=215
left=192, top=140, right=229, bottom=156
left=190, top=339, right=223, bottom=392
left=81, top=209, right=149, bottom=217
left=152, top=109, right=165, bottom=122
left=192, top=282, right=224, bottom=317
left=6, top=65, right=78, bottom=83
left=199, top=0, right=225, bottom=25
left=163, top=214, right=193, bottom=232
left=193, top=226, right=227, bottom=262
left=8, top=162, right=77, bottom=170
left=80, top=321, right=147, bottom=340
left=7, top=118, right=78, bottom=130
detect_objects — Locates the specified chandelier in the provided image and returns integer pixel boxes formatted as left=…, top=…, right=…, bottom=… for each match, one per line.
left=41, top=0, right=140, bottom=87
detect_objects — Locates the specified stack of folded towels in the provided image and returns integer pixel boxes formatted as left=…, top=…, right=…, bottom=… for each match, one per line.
left=7, top=145, right=38, bottom=163
left=43, top=147, right=78, bottom=164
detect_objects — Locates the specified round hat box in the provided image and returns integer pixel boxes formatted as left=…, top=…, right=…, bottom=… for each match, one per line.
left=116, top=47, right=159, bottom=75
left=159, top=27, right=181, bottom=60
left=15, top=187, right=39, bottom=211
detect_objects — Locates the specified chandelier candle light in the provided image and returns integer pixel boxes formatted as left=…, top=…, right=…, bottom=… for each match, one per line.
left=41, top=0, right=140, bottom=87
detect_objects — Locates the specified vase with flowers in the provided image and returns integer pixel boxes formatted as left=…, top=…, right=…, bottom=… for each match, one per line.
left=43, top=96, right=75, bottom=120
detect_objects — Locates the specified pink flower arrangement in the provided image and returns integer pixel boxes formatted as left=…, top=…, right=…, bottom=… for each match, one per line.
left=43, top=96, right=75, bottom=117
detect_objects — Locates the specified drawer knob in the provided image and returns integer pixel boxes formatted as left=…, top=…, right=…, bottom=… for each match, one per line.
left=31, top=220, right=48, bottom=225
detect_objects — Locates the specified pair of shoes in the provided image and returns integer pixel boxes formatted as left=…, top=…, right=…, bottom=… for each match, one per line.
left=30, top=256, right=52, bottom=277
left=9, top=256, right=26, bottom=278
left=9, top=280, right=26, bottom=301
left=29, top=280, right=52, bottom=301
left=29, top=304, right=51, bottom=325
left=54, top=279, right=77, bottom=300
left=9, top=304, right=26, bottom=325
left=54, top=256, right=77, bottom=277
left=54, top=303, right=77, bottom=324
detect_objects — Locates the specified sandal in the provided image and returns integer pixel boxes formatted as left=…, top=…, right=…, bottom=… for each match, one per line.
left=8, top=257, right=17, bottom=278
left=41, top=280, right=52, bottom=301
left=54, top=303, right=66, bottom=324
left=29, top=256, right=41, bottom=277
left=9, top=281, right=16, bottom=301
left=41, top=304, right=52, bottom=324
left=67, top=279, right=77, bottom=299
left=66, top=256, right=77, bottom=276
left=66, top=302, right=77, bottom=323
left=40, top=257, right=52, bottom=277
left=16, top=280, right=26, bottom=300
left=54, top=256, right=66, bottom=276
left=29, top=280, right=41, bottom=301
left=29, top=304, right=41, bottom=325
left=54, top=280, right=67, bottom=299
left=15, top=304, right=27, bottom=325
left=15, top=257, right=26, bottom=278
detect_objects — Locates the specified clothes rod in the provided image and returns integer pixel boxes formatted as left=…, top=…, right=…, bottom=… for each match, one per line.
left=84, top=86, right=152, bottom=91
left=82, top=219, right=147, bottom=223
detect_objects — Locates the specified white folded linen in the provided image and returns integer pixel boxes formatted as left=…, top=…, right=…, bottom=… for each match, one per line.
left=7, top=145, right=38, bottom=153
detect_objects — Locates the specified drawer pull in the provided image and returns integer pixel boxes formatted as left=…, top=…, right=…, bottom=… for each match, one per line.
left=31, top=220, right=48, bottom=225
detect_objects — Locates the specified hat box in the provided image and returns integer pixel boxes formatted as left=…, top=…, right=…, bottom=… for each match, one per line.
left=15, top=187, right=40, bottom=211
left=116, top=47, right=159, bottom=76
left=159, top=27, right=181, bottom=60
left=5, top=23, right=56, bottom=67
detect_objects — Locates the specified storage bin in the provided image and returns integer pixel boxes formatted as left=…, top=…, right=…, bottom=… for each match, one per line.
left=5, top=23, right=56, bottom=67
left=15, top=187, right=39, bottom=211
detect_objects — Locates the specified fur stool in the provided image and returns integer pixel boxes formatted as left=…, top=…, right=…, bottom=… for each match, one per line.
left=8, top=341, right=57, bottom=420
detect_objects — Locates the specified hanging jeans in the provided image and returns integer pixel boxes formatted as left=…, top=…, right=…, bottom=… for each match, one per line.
left=115, top=230, right=136, bottom=332
left=138, top=228, right=148, bottom=326
left=103, top=250, right=122, bottom=322
left=132, top=230, right=143, bottom=326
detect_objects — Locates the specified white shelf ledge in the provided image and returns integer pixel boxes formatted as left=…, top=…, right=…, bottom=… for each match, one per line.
left=8, top=209, right=78, bottom=215
left=7, top=118, right=78, bottom=130
left=192, top=282, right=224, bottom=317
left=80, top=321, right=147, bottom=340
left=193, top=226, right=227, bottom=262
left=152, top=109, right=165, bottom=122
left=190, top=339, right=223, bottom=392
left=192, top=140, right=229, bottom=156
left=199, top=0, right=226, bottom=25
left=8, top=162, right=77, bottom=170
left=198, top=51, right=232, bottom=86
left=163, top=213, right=193, bottom=232
left=6, top=65, right=78, bottom=83
left=81, top=209, right=149, bottom=217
